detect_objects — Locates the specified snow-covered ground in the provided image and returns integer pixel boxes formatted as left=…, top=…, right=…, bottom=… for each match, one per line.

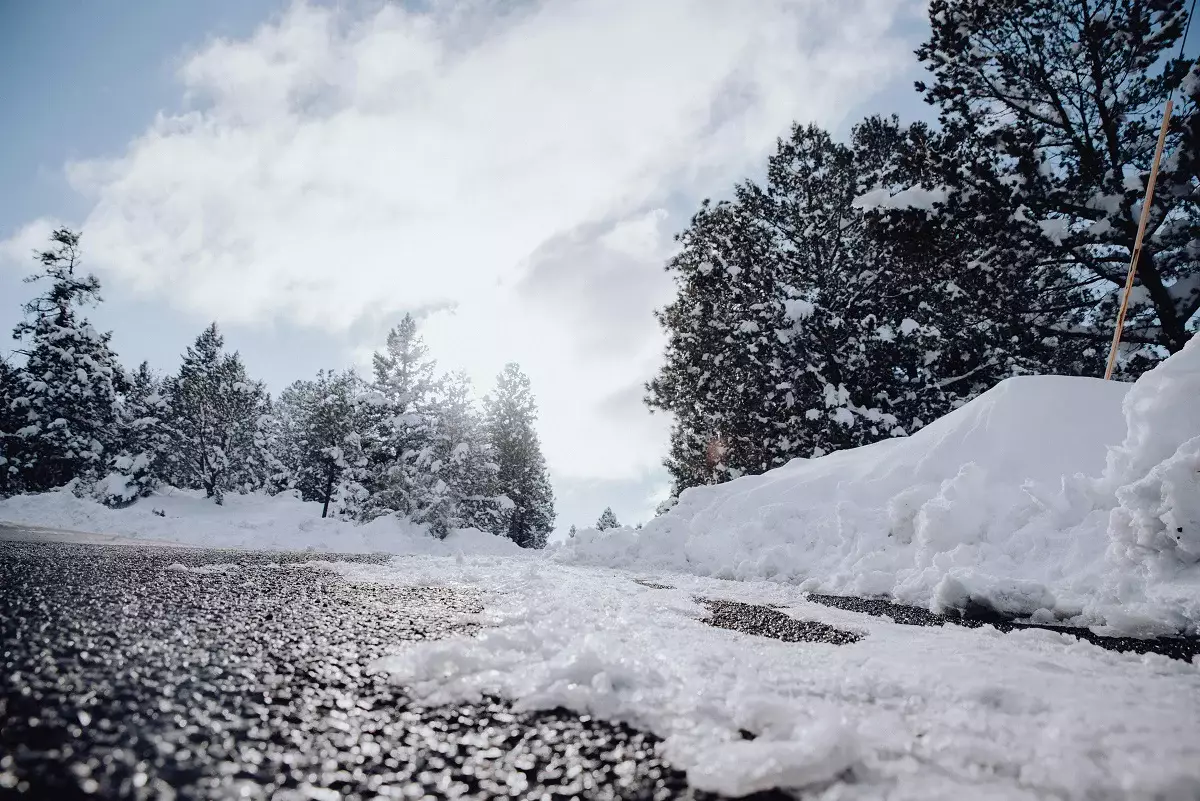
left=324, top=555, right=1200, bottom=800
left=0, top=485, right=522, bottom=556
left=558, top=338, right=1200, bottom=636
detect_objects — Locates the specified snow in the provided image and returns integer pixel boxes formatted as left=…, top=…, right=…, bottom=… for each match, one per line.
left=852, top=185, right=948, bottom=211
left=557, top=340, right=1200, bottom=635
left=783, top=298, right=814, bottom=321
left=0, top=485, right=524, bottom=556
left=93, top=471, right=136, bottom=504
left=1037, top=217, right=1071, bottom=244
left=348, top=557, right=1200, bottom=799
left=1182, top=63, right=1200, bottom=97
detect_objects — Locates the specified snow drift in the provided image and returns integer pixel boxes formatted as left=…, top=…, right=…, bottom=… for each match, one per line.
left=558, top=338, right=1200, bottom=635
left=0, top=484, right=523, bottom=556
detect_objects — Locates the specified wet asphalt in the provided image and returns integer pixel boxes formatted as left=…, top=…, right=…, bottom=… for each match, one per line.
left=804, top=593, right=1200, bottom=662
left=698, top=599, right=860, bottom=646
left=0, top=538, right=789, bottom=801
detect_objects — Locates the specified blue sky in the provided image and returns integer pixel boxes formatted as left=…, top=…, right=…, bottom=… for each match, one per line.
left=1, top=0, right=933, bottom=531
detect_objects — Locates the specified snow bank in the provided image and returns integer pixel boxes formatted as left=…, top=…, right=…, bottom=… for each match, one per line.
left=558, top=339, right=1200, bottom=635
left=0, top=485, right=522, bottom=556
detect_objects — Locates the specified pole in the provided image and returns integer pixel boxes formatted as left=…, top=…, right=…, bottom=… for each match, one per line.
left=1104, top=99, right=1173, bottom=380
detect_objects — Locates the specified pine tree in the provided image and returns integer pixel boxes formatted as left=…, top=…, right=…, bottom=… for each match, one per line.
left=276, top=369, right=368, bottom=517
left=372, top=315, right=437, bottom=406
left=484, top=363, right=555, bottom=548
left=423, top=371, right=501, bottom=536
left=568, top=524, right=577, bottom=538
left=360, top=315, right=441, bottom=525
left=162, top=323, right=276, bottom=503
left=596, top=507, right=620, bottom=530
left=915, top=0, right=1200, bottom=371
left=648, top=120, right=1087, bottom=496
left=7, top=229, right=125, bottom=492
left=96, top=362, right=172, bottom=506
left=0, top=356, right=20, bottom=496
left=648, top=126, right=927, bottom=492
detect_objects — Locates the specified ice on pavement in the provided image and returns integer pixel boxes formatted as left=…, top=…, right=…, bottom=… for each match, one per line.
left=346, top=556, right=1200, bottom=800
left=557, top=336, right=1200, bottom=636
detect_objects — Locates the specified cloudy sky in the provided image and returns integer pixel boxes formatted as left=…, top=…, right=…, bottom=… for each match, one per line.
left=0, top=0, right=930, bottom=533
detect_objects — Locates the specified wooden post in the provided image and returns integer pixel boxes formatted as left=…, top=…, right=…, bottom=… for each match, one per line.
left=1104, top=99, right=1173, bottom=380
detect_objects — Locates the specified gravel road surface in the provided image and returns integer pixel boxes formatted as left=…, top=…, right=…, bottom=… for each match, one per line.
left=0, top=537, right=787, bottom=801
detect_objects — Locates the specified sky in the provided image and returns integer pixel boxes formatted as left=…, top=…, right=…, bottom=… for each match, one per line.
left=0, top=0, right=933, bottom=534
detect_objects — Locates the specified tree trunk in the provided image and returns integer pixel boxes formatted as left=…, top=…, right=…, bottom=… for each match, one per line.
left=321, top=462, right=336, bottom=519
left=1137, top=250, right=1190, bottom=353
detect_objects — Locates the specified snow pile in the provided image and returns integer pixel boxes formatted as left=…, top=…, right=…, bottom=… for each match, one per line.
left=358, top=557, right=1200, bottom=799
left=558, top=339, right=1200, bottom=634
left=0, top=485, right=523, bottom=556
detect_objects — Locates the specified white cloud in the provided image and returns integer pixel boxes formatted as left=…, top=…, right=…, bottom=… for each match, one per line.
left=5, top=0, right=920, bottom=486
left=0, top=218, right=63, bottom=275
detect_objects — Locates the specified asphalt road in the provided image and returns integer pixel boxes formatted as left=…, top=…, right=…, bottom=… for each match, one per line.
left=6, top=531, right=1196, bottom=800
left=0, top=537, right=788, bottom=801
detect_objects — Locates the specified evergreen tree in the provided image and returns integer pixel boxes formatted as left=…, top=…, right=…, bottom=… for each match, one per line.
left=276, top=369, right=368, bottom=517
left=568, top=524, right=577, bottom=538
left=596, top=507, right=620, bottom=530
left=372, top=314, right=438, bottom=406
left=649, top=127, right=932, bottom=492
left=97, top=362, right=172, bottom=506
left=483, top=363, right=555, bottom=548
left=916, top=0, right=1200, bottom=371
left=162, top=323, right=276, bottom=503
left=360, top=315, right=441, bottom=524
left=423, top=371, right=501, bottom=536
left=649, top=120, right=1086, bottom=496
left=0, top=356, right=20, bottom=496
left=7, top=229, right=125, bottom=492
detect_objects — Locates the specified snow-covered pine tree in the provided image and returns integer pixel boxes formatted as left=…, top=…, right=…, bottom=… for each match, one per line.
left=649, top=120, right=1086, bottom=497
left=483, top=363, right=555, bottom=549
left=96, top=362, right=172, bottom=506
left=568, top=524, right=577, bottom=538
left=850, top=115, right=1093, bottom=413
left=595, top=507, right=620, bottom=530
left=161, top=323, right=276, bottom=503
left=423, top=371, right=501, bottom=536
left=276, top=369, right=367, bottom=517
left=0, top=357, right=20, bottom=496
left=239, top=397, right=289, bottom=496
left=648, top=127, right=927, bottom=493
left=7, top=229, right=125, bottom=492
left=916, top=0, right=1200, bottom=373
left=360, top=314, right=441, bottom=525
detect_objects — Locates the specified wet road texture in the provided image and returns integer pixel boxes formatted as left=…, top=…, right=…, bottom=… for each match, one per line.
left=0, top=540, right=791, bottom=801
